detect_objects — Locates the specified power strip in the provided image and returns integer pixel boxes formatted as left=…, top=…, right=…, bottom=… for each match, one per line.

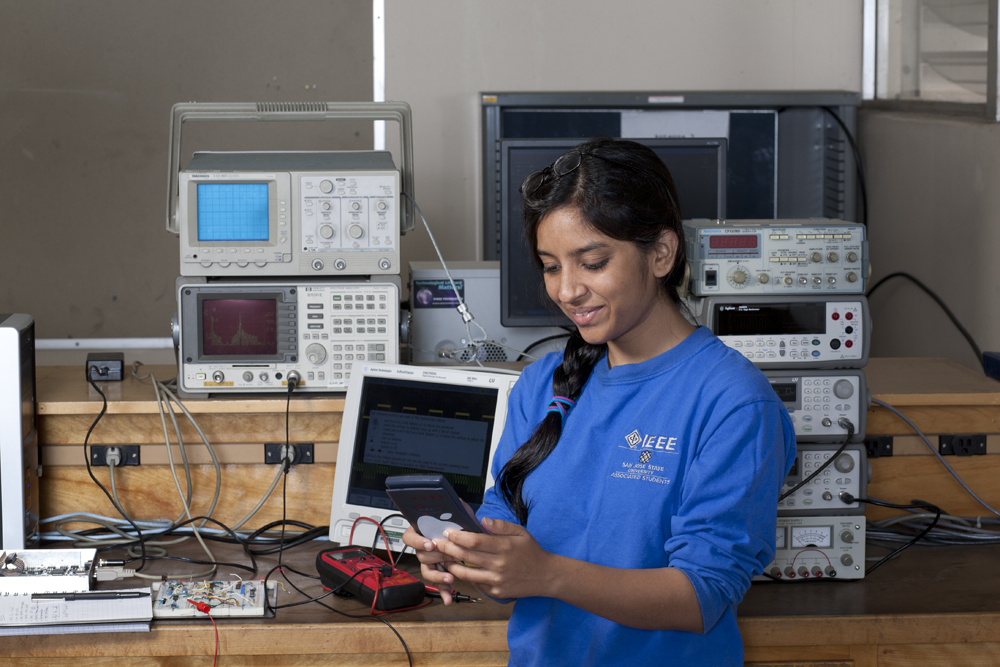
left=151, top=579, right=276, bottom=617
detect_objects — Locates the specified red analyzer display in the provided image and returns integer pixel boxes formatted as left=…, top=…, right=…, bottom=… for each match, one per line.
left=202, top=299, right=278, bottom=356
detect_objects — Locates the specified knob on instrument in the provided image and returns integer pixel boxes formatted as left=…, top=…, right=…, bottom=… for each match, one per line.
left=833, top=380, right=854, bottom=399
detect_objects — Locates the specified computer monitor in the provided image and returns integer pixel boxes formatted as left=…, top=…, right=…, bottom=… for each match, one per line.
left=481, top=91, right=862, bottom=262
left=0, top=313, right=39, bottom=549
left=329, top=363, right=521, bottom=550
left=500, top=137, right=727, bottom=327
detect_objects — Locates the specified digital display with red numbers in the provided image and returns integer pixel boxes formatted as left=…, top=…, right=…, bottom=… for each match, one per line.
left=709, top=235, right=758, bottom=249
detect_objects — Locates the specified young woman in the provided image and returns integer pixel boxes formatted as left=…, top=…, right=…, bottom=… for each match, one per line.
left=402, top=138, right=796, bottom=666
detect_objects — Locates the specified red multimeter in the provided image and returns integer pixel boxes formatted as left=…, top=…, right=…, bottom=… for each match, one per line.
left=316, top=546, right=426, bottom=612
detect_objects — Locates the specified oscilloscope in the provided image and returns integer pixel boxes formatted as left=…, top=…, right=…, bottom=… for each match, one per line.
left=176, top=151, right=400, bottom=277
left=174, top=278, right=400, bottom=396
left=166, top=102, right=415, bottom=278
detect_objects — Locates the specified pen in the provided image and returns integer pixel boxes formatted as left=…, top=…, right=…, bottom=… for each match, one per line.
left=31, top=592, right=151, bottom=601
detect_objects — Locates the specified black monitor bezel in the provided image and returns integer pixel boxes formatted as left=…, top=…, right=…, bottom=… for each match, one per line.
left=499, top=137, right=727, bottom=328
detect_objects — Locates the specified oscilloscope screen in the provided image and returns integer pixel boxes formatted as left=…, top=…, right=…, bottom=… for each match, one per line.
left=197, top=182, right=270, bottom=242
left=346, top=377, right=500, bottom=511
left=201, top=298, right=278, bottom=357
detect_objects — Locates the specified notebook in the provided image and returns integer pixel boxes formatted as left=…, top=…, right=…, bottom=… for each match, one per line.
left=0, top=588, right=152, bottom=632
left=0, top=621, right=150, bottom=637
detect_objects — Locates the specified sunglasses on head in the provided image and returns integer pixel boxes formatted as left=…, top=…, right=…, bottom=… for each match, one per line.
left=518, top=148, right=677, bottom=212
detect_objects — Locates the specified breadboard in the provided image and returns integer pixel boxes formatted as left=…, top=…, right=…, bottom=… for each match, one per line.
left=151, top=579, right=275, bottom=618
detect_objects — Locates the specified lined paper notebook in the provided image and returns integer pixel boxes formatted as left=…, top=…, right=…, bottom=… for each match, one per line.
left=0, top=588, right=152, bottom=633
left=0, top=621, right=150, bottom=637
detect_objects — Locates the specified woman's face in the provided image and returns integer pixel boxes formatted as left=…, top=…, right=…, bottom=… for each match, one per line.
left=535, top=206, right=678, bottom=358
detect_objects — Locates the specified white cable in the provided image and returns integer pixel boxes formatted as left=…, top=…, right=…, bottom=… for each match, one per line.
left=872, top=397, right=1000, bottom=519
left=870, top=512, right=974, bottom=529
left=41, top=512, right=173, bottom=528
left=133, top=361, right=194, bottom=522
left=40, top=522, right=323, bottom=542
left=127, top=362, right=310, bottom=569
left=159, top=382, right=223, bottom=519
left=134, top=361, right=223, bottom=524
left=401, top=192, right=490, bottom=366
left=231, top=464, right=286, bottom=531
left=400, top=192, right=546, bottom=363
left=131, top=362, right=219, bottom=579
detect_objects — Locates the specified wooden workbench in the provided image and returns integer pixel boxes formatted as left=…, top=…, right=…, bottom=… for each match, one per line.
left=16, top=358, right=1000, bottom=666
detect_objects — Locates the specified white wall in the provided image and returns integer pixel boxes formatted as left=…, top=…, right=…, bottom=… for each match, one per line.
left=386, top=0, right=864, bottom=270
left=860, top=110, right=1000, bottom=370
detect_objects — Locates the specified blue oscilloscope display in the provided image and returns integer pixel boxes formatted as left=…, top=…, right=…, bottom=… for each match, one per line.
left=197, top=183, right=269, bottom=242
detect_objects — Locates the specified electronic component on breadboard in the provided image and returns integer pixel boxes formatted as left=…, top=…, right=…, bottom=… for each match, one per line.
left=0, top=549, right=96, bottom=594
left=151, top=580, right=276, bottom=618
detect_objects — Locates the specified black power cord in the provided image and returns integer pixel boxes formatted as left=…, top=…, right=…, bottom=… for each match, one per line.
left=838, top=493, right=943, bottom=575
left=515, top=333, right=572, bottom=362
left=266, top=372, right=414, bottom=666
left=760, top=493, right=943, bottom=584
left=85, top=376, right=148, bottom=570
left=866, top=271, right=984, bottom=370
left=774, top=106, right=868, bottom=228
left=778, top=419, right=855, bottom=502
left=371, top=513, right=408, bottom=554
left=277, top=372, right=301, bottom=572
left=789, top=109, right=984, bottom=372
left=821, top=106, right=868, bottom=229
left=263, top=562, right=415, bottom=667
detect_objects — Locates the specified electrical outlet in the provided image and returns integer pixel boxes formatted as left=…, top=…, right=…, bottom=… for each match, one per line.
left=864, top=436, right=893, bottom=459
left=264, top=443, right=314, bottom=465
left=90, top=445, right=140, bottom=466
left=938, top=434, right=987, bottom=456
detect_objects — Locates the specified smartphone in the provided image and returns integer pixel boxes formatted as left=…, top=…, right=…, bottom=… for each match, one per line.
left=385, top=474, right=484, bottom=541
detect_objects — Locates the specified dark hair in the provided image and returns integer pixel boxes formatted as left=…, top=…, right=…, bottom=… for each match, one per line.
left=497, top=138, right=686, bottom=524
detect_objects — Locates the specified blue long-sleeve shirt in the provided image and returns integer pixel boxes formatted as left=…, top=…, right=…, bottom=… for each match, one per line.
left=478, top=326, right=796, bottom=666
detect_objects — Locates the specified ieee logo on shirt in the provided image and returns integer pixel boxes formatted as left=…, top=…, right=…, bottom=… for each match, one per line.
left=612, top=430, right=676, bottom=486
left=625, top=429, right=678, bottom=452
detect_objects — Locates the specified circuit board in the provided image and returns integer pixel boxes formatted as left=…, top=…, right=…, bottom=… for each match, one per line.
left=0, top=549, right=95, bottom=594
left=151, top=579, right=276, bottom=617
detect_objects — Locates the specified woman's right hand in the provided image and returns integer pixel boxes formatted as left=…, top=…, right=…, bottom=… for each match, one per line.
left=401, top=526, right=458, bottom=604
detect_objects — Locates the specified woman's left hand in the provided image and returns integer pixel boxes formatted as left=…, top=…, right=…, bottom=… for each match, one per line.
left=435, top=517, right=558, bottom=601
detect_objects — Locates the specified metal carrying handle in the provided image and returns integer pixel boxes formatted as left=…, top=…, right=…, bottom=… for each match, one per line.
left=165, top=101, right=414, bottom=234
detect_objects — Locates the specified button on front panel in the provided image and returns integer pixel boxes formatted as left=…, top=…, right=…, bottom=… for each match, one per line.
left=778, top=445, right=864, bottom=515
left=297, top=172, right=400, bottom=274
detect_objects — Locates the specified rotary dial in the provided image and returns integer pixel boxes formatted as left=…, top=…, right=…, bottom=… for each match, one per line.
left=726, top=265, right=752, bottom=289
